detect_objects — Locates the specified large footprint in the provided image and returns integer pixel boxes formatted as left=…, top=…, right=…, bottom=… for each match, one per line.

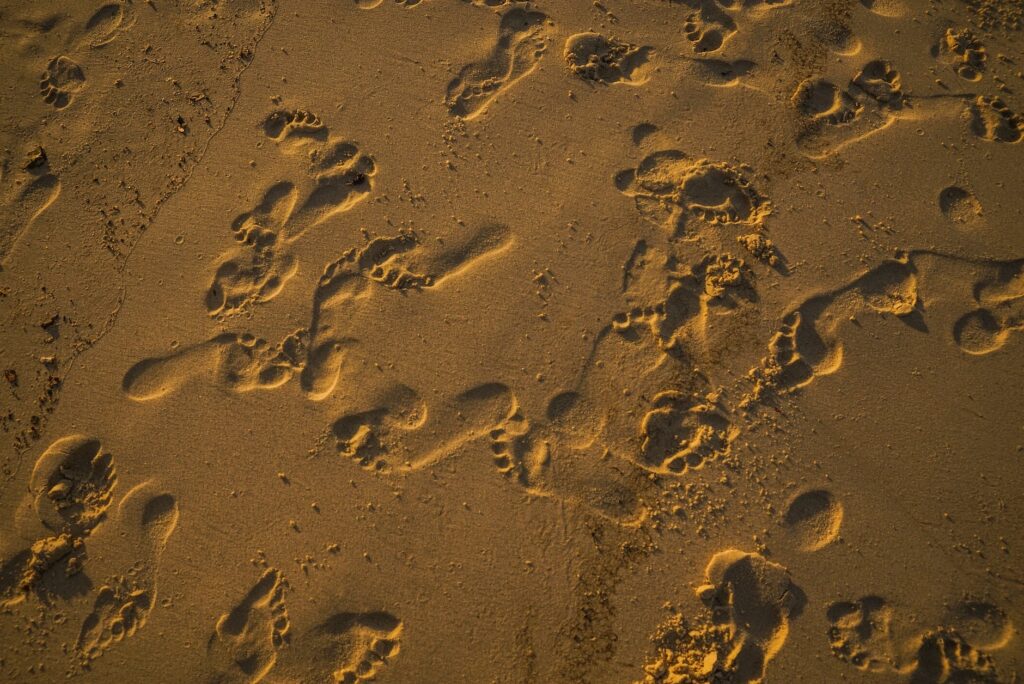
left=445, top=7, right=551, bottom=121
left=208, top=568, right=290, bottom=683
left=827, top=594, right=1013, bottom=681
left=122, top=332, right=301, bottom=401
left=76, top=482, right=179, bottom=661
left=638, top=549, right=803, bottom=683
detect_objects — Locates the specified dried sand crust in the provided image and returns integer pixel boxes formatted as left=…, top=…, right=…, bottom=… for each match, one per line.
left=0, top=0, right=1022, bottom=682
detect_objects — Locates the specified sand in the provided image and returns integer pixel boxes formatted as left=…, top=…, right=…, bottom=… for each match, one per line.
left=0, top=0, right=1022, bottom=681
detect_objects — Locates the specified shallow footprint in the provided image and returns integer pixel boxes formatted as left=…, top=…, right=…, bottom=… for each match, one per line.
left=123, top=333, right=292, bottom=401
left=208, top=568, right=290, bottom=683
left=275, top=611, right=403, bottom=683
left=446, top=7, right=551, bottom=121
left=77, top=483, right=179, bottom=661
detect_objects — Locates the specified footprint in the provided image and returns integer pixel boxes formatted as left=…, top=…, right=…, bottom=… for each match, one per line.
left=0, top=146, right=62, bottom=266
left=30, top=435, right=117, bottom=537
left=262, top=109, right=327, bottom=144
left=208, top=568, right=290, bottom=683
left=938, top=28, right=986, bottom=81
left=827, top=596, right=897, bottom=672
left=939, top=186, right=982, bottom=227
left=967, top=95, right=1023, bottom=143
left=953, top=260, right=1024, bottom=355
left=783, top=489, right=842, bottom=551
left=39, top=55, right=86, bottom=109
left=638, top=391, right=736, bottom=474
left=563, top=33, right=652, bottom=86
left=301, top=256, right=372, bottom=401
left=794, top=60, right=903, bottom=157
left=274, top=611, right=403, bottom=683
left=683, top=58, right=756, bottom=87
left=681, top=3, right=736, bottom=54
left=206, top=181, right=299, bottom=316
left=333, top=385, right=427, bottom=471
left=76, top=483, right=179, bottom=661
left=123, top=333, right=299, bottom=401
left=81, top=1, right=135, bottom=48
left=615, top=150, right=770, bottom=238
left=828, top=595, right=1011, bottom=681
left=758, top=256, right=918, bottom=393
left=0, top=435, right=118, bottom=606
left=303, top=224, right=512, bottom=401
left=208, top=123, right=376, bottom=316
left=445, top=7, right=552, bottom=121
left=695, top=550, right=804, bottom=682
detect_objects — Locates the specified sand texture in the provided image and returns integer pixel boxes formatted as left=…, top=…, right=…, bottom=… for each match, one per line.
left=1, top=0, right=1023, bottom=681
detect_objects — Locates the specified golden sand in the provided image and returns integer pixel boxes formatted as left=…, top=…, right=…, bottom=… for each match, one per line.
left=1, top=0, right=1022, bottom=681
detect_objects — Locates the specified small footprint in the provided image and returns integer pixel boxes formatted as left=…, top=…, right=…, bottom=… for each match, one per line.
left=446, top=7, right=552, bottom=121
left=638, top=390, right=736, bottom=475
left=563, top=33, right=652, bottom=86
left=827, top=595, right=897, bottom=672
left=76, top=483, right=179, bottom=661
left=681, top=4, right=736, bottom=54
left=937, top=28, right=987, bottom=81
left=783, top=489, right=842, bottom=551
left=967, top=96, right=1022, bottom=144
left=939, top=186, right=982, bottom=227
left=39, top=55, right=86, bottom=109
left=208, top=568, right=290, bottom=683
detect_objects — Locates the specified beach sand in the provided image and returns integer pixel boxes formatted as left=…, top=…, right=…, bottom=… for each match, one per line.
left=0, top=0, right=1022, bottom=681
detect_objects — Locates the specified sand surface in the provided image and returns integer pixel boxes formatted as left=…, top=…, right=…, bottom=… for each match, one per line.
left=1, top=0, right=1023, bottom=681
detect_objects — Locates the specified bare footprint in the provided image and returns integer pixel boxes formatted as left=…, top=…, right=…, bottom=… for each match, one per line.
left=759, top=256, right=918, bottom=392
left=563, top=33, right=652, bottom=86
left=77, top=483, right=179, bottom=661
left=123, top=333, right=298, bottom=401
left=274, top=611, right=403, bottom=683
left=695, top=550, right=805, bottom=682
left=39, top=55, right=86, bottom=109
left=615, top=150, right=770, bottom=238
left=208, top=568, right=290, bottom=683
left=1, top=146, right=62, bottom=266
left=446, top=7, right=552, bottom=121
left=827, top=595, right=897, bottom=672
left=208, top=128, right=376, bottom=316
left=967, top=95, right=1023, bottom=144
left=30, top=435, right=116, bottom=537
left=828, top=595, right=1012, bottom=681
left=794, top=60, right=903, bottom=157
left=953, top=260, right=1024, bottom=355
